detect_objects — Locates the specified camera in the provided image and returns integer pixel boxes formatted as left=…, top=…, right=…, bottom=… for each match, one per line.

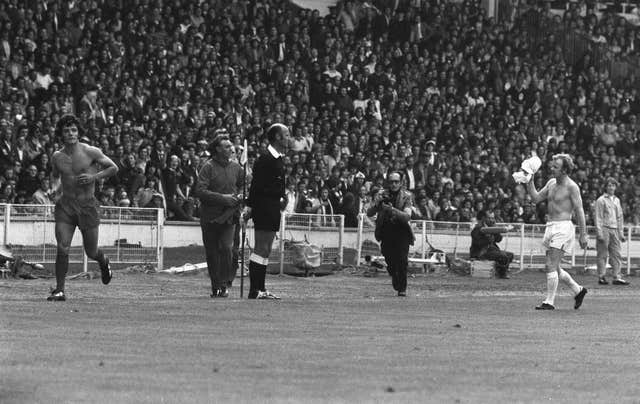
left=378, top=189, right=392, bottom=205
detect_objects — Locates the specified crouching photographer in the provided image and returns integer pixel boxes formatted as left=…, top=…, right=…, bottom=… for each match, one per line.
left=367, top=172, right=415, bottom=296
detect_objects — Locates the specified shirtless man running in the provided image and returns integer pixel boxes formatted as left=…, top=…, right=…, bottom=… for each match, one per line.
left=47, top=115, right=119, bottom=301
left=526, top=154, right=588, bottom=310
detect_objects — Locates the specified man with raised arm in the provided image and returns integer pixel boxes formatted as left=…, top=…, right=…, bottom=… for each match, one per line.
left=48, top=115, right=118, bottom=301
left=525, top=154, right=588, bottom=310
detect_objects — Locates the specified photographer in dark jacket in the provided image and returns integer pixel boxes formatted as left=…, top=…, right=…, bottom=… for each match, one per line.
left=470, top=210, right=514, bottom=279
left=367, top=172, right=414, bottom=296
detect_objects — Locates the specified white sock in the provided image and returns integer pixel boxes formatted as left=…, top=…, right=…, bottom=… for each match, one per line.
left=559, top=268, right=581, bottom=295
left=544, top=271, right=559, bottom=305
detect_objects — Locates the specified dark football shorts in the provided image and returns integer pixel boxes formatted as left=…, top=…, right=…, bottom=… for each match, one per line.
left=55, top=196, right=101, bottom=231
left=252, top=198, right=281, bottom=232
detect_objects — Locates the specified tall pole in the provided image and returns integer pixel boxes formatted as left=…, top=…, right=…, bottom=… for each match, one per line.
left=239, top=138, right=249, bottom=298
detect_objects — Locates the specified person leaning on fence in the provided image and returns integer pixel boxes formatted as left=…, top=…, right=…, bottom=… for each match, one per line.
left=243, top=123, right=290, bottom=300
left=47, top=114, right=118, bottom=301
left=367, top=172, right=414, bottom=297
left=196, top=134, right=244, bottom=298
left=594, top=177, right=630, bottom=285
left=469, top=210, right=514, bottom=279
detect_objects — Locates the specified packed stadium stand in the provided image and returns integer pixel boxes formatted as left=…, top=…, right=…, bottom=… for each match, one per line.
left=1, top=0, right=640, bottom=226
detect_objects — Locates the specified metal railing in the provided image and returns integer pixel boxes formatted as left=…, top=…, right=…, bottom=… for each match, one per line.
left=0, top=204, right=164, bottom=272
left=353, top=214, right=639, bottom=274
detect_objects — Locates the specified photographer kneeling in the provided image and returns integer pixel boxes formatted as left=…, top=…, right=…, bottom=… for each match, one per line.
left=367, top=172, right=415, bottom=296
left=470, top=210, right=514, bottom=279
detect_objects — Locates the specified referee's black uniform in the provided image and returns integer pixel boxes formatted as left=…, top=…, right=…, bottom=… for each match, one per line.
left=247, top=145, right=285, bottom=231
left=246, top=144, right=285, bottom=297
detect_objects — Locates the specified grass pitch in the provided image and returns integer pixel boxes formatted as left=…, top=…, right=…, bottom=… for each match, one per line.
left=1, top=251, right=639, bottom=404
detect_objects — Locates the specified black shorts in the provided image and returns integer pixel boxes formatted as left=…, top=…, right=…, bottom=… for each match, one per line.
left=55, top=197, right=101, bottom=231
left=252, top=199, right=281, bottom=232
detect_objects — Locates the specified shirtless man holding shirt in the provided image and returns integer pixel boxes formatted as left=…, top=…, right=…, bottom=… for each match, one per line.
left=526, top=153, right=588, bottom=310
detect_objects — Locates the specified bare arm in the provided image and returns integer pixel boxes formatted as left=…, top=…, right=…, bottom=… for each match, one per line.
left=570, top=183, right=587, bottom=238
left=88, top=146, right=118, bottom=181
left=50, top=152, right=62, bottom=197
left=526, top=178, right=552, bottom=204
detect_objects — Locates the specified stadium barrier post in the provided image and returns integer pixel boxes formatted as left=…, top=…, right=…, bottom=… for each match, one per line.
left=4, top=204, right=10, bottom=246
left=338, top=214, right=344, bottom=266
left=356, top=214, right=363, bottom=267
left=626, top=226, right=631, bottom=276
left=519, top=223, right=525, bottom=272
left=156, top=208, right=164, bottom=271
left=116, top=208, right=122, bottom=262
left=454, top=222, right=459, bottom=259
left=279, top=213, right=286, bottom=276
left=42, top=206, right=47, bottom=263
left=421, top=221, right=426, bottom=259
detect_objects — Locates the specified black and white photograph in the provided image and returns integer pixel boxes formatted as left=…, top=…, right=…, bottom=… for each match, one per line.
left=2, top=0, right=640, bottom=402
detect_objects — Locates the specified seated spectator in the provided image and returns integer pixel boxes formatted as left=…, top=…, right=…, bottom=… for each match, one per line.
left=32, top=178, right=54, bottom=205
left=162, top=155, right=195, bottom=221
left=469, top=210, right=514, bottom=279
left=133, top=177, right=164, bottom=209
left=17, top=164, right=40, bottom=197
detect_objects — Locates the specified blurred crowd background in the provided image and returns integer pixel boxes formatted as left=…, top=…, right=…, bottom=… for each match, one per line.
left=1, top=0, right=640, bottom=227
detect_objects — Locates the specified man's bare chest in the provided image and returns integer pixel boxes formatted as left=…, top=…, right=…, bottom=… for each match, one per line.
left=549, top=184, right=570, bottom=205
left=56, top=152, right=95, bottom=175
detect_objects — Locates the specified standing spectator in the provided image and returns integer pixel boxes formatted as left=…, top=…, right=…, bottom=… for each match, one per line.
left=339, top=191, right=359, bottom=228
left=594, top=177, right=630, bottom=285
left=311, top=187, right=337, bottom=227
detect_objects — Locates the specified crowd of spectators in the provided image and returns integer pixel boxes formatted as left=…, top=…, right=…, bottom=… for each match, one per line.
left=1, top=0, right=640, bottom=228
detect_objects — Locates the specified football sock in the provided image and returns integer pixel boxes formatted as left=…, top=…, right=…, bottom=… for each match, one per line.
left=248, top=260, right=258, bottom=294
left=559, top=268, right=581, bottom=295
left=55, top=251, right=69, bottom=291
left=544, top=271, right=558, bottom=305
left=94, top=250, right=106, bottom=267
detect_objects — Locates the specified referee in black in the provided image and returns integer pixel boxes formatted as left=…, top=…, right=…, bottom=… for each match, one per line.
left=243, top=123, right=290, bottom=299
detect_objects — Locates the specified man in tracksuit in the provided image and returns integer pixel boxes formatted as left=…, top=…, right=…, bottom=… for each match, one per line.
left=243, top=123, right=290, bottom=299
left=197, top=134, right=244, bottom=298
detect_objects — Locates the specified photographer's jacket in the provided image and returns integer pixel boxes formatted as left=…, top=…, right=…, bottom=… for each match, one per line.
left=470, top=224, right=502, bottom=258
left=247, top=145, right=286, bottom=207
left=368, top=189, right=414, bottom=244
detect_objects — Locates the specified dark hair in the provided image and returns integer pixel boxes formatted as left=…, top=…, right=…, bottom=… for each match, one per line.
left=55, top=114, right=83, bottom=140
left=476, top=209, right=490, bottom=221
left=266, top=123, right=287, bottom=143
left=209, top=134, right=229, bottom=153
left=604, top=176, right=619, bottom=188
